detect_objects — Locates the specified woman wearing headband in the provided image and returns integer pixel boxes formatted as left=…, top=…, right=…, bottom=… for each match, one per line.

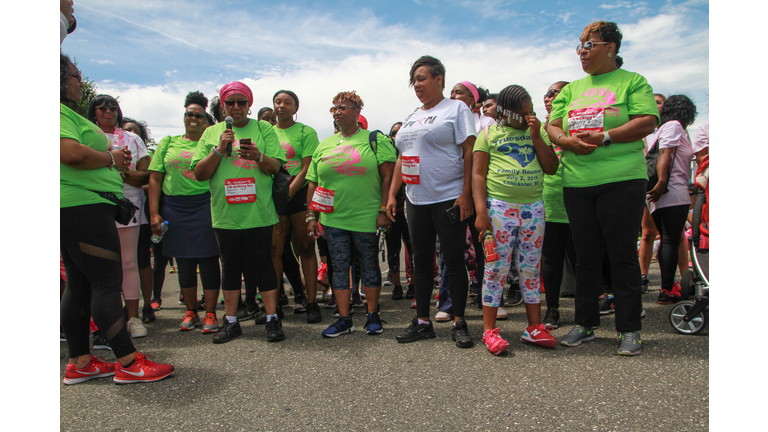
left=191, top=81, right=288, bottom=344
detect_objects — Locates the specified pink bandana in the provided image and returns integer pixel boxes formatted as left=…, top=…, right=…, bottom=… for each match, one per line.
left=219, top=81, right=253, bottom=108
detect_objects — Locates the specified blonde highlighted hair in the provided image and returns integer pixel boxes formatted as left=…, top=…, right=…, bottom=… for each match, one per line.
left=332, top=91, right=364, bottom=108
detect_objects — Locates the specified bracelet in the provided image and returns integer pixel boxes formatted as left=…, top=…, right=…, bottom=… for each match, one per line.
left=258, top=151, right=264, bottom=163
left=106, top=151, right=116, bottom=170
left=211, top=147, right=224, bottom=158
left=555, top=134, right=564, bottom=146
left=378, top=206, right=387, bottom=214
left=305, top=213, right=316, bottom=223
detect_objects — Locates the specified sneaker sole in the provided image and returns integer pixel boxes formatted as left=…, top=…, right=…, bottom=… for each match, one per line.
left=63, top=372, right=115, bottom=385
left=131, top=332, right=148, bottom=338
left=93, top=345, right=112, bottom=351
left=201, top=327, right=218, bottom=334
left=365, top=327, right=384, bottom=335
left=113, top=372, right=173, bottom=384
left=322, top=327, right=355, bottom=338
left=179, top=323, right=199, bottom=331
left=267, top=334, right=286, bottom=342
left=560, top=334, right=596, bottom=347
left=396, top=332, right=436, bottom=343
left=618, top=349, right=642, bottom=356
left=521, top=336, right=557, bottom=349
left=599, top=309, right=615, bottom=315
left=434, top=315, right=453, bottom=322
left=543, top=322, right=561, bottom=330
left=452, top=335, right=474, bottom=348
left=485, top=342, right=509, bottom=356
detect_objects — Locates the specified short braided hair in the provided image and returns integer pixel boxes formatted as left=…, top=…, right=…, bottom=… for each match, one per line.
left=496, top=85, right=531, bottom=124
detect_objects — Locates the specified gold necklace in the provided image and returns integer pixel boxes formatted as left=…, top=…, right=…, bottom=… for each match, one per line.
left=339, top=127, right=360, bottom=144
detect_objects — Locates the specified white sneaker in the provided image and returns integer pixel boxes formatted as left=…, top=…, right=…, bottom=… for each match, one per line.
left=128, top=317, right=148, bottom=338
left=435, top=311, right=452, bottom=322
left=496, top=307, right=508, bottom=320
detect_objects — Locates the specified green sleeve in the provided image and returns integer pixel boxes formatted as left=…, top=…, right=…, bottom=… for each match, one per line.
left=306, top=147, right=320, bottom=183
left=59, top=105, right=80, bottom=141
left=148, top=136, right=171, bottom=173
left=473, top=126, right=491, bottom=153
left=260, top=120, right=287, bottom=165
left=375, top=133, right=397, bottom=165
left=627, top=74, right=660, bottom=126
left=548, top=84, right=571, bottom=125
left=301, top=126, right=320, bottom=159
left=190, top=127, right=215, bottom=170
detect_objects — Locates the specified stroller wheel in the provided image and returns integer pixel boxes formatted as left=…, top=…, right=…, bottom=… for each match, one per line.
left=680, top=270, right=695, bottom=301
left=669, top=300, right=707, bottom=335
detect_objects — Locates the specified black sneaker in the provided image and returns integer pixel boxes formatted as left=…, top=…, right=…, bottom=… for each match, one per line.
left=142, top=304, right=156, bottom=323
left=92, top=330, right=112, bottom=351
left=396, top=317, right=435, bottom=343
left=599, top=294, right=615, bottom=315
left=640, top=275, right=649, bottom=294
left=451, top=318, right=474, bottom=348
left=266, top=318, right=285, bottom=342
left=254, top=311, right=268, bottom=325
left=507, top=286, right=523, bottom=307
left=405, top=284, right=415, bottom=299
left=392, top=285, right=404, bottom=300
left=542, top=308, right=561, bottom=330
left=237, top=301, right=260, bottom=321
left=306, top=302, right=322, bottom=323
left=213, top=320, right=242, bottom=344
left=279, top=295, right=290, bottom=307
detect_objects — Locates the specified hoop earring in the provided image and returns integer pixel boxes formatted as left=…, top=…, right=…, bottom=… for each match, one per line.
left=293, top=113, right=298, bottom=121
left=248, top=109, right=252, bottom=115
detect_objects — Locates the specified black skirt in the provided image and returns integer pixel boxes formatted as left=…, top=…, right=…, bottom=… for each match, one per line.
left=160, top=192, right=219, bottom=258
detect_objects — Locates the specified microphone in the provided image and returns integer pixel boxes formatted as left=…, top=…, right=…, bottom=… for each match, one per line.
left=225, top=116, right=233, bottom=156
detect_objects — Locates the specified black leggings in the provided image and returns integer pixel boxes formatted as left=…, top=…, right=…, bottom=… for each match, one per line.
left=651, top=204, right=689, bottom=292
left=175, top=256, right=221, bottom=291
left=386, top=208, right=413, bottom=279
left=214, top=227, right=277, bottom=293
left=279, top=227, right=305, bottom=299
left=151, top=240, right=174, bottom=300
left=564, top=179, right=646, bottom=333
left=405, top=197, right=468, bottom=318
left=60, top=204, right=135, bottom=359
left=541, top=221, right=577, bottom=310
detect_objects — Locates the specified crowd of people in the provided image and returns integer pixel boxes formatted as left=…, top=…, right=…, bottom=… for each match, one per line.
left=60, top=15, right=710, bottom=386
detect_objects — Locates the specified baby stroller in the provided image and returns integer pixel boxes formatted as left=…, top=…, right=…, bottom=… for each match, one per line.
left=669, top=155, right=709, bottom=335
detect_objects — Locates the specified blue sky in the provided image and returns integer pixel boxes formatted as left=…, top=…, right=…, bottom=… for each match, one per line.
left=60, top=0, right=710, bottom=140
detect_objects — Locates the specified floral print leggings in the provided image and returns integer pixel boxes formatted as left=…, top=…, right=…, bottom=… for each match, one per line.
left=482, top=197, right=545, bottom=307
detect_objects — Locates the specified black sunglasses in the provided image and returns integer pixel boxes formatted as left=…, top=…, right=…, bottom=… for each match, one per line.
left=545, top=89, right=561, bottom=99
left=185, top=112, right=206, bottom=119
left=68, top=71, right=82, bottom=83
left=224, top=100, right=249, bottom=108
left=96, top=106, right=118, bottom=113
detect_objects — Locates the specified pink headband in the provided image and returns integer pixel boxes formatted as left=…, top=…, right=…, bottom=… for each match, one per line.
left=219, top=81, right=253, bottom=108
left=459, top=81, right=480, bottom=103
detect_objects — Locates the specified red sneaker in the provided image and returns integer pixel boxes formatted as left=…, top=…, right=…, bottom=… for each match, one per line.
left=521, top=324, right=556, bottom=349
left=411, top=298, right=417, bottom=309
left=113, top=353, right=174, bottom=384
left=63, top=356, right=116, bottom=385
left=482, top=328, right=509, bottom=356
left=150, top=299, right=161, bottom=311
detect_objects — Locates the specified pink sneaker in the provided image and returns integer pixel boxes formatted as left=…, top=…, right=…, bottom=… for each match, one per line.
left=482, top=328, right=509, bottom=356
left=521, top=324, right=556, bottom=349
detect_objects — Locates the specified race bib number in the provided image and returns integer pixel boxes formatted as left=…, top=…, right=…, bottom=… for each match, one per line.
left=225, top=178, right=256, bottom=204
left=568, top=107, right=604, bottom=136
left=310, top=186, right=335, bottom=213
left=402, top=155, right=420, bottom=184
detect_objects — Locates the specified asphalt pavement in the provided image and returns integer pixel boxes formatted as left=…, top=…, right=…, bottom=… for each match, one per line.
left=60, top=252, right=708, bottom=431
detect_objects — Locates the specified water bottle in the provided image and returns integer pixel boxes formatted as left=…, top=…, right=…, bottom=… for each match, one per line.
left=151, top=221, right=169, bottom=243
left=482, top=230, right=499, bottom=262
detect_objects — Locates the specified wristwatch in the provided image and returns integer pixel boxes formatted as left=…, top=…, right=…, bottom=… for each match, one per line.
left=602, top=131, right=612, bottom=147
left=211, top=147, right=224, bottom=157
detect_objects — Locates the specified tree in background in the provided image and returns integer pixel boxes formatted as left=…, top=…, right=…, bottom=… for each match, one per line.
left=72, top=57, right=98, bottom=117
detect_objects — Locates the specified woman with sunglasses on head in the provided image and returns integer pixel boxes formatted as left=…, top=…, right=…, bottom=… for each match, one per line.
left=539, top=81, right=578, bottom=330
left=270, top=90, right=323, bottom=323
left=306, top=91, right=396, bottom=337
left=192, top=81, right=287, bottom=344
left=387, top=55, right=477, bottom=348
left=87, top=94, right=151, bottom=339
left=60, top=54, right=173, bottom=384
left=148, top=91, right=222, bottom=336
left=546, top=21, right=659, bottom=356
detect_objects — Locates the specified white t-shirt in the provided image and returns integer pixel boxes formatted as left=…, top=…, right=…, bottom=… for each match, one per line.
left=473, top=112, right=495, bottom=134
left=106, top=130, right=150, bottom=227
left=693, top=121, right=709, bottom=153
left=648, top=120, right=694, bottom=213
left=395, top=98, right=476, bottom=205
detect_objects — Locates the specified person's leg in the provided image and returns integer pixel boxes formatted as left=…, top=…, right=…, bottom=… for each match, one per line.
left=176, top=257, right=200, bottom=313
left=481, top=197, right=516, bottom=332
left=431, top=201, right=469, bottom=321
left=677, top=231, right=689, bottom=279
left=352, top=231, right=382, bottom=313
left=137, top=224, right=153, bottom=309
left=398, top=209, right=414, bottom=287
left=405, top=198, right=438, bottom=321
left=197, top=255, right=221, bottom=315
left=117, top=226, right=142, bottom=320
left=437, top=253, right=452, bottom=313
left=271, top=216, right=291, bottom=299
left=214, top=229, right=246, bottom=319
left=652, top=204, right=691, bottom=292
left=542, top=222, right=567, bottom=310
left=385, top=216, right=403, bottom=286
left=516, top=201, right=546, bottom=327
left=282, top=233, right=305, bottom=300
left=324, top=226, right=354, bottom=319
left=243, top=227, right=280, bottom=316
left=151, top=240, right=169, bottom=302
left=638, top=206, right=658, bottom=284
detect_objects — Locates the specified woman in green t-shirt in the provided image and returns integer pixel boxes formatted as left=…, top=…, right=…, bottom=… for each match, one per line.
left=270, top=90, right=322, bottom=324
left=306, top=91, right=396, bottom=338
left=60, top=54, right=173, bottom=384
left=191, top=81, right=288, bottom=345
left=472, top=85, right=559, bottom=356
left=148, top=91, right=222, bottom=336
left=546, top=21, right=659, bottom=356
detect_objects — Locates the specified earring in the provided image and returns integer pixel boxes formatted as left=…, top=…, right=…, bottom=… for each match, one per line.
left=248, top=109, right=252, bottom=115
left=607, top=53, right=613, bottom=58
left=293, top=113, right=298, bottom=121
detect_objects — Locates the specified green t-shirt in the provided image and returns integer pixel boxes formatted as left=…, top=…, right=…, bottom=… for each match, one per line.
left=549, top=68, right=660, bottom=188
left=474, top=125, right=544, bottom=204
left=273, top=122, right=320, bottom=180
left=190, top=119, right=287, bottom=230
left=306, top=131, right=397, bottom=233
left=148, top=135, right=209, bottom=196
left=541, top=123, right=568, bottom=223
left=60, top=103, right=124, bottom=208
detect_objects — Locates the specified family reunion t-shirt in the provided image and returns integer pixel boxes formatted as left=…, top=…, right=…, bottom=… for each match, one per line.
left=474, top=124, right=544, bottom=204
left=549, top=68, right=659, bottom=188
left=540, top=123, right=569, bottom=223
left=306, top=130, right=397, bottom=233
left=395, top=98, right=475, bottom=205
left=273, top=122, right=320, bottom=181
left=149, top=135, right=209, bottom=196
left=191, top=119, right=286, bottom=230
left=60, top=103, right=123, bottom=208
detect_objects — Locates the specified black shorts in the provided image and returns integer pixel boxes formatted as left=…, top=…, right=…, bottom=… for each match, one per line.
left=283, top=183, right=309, bottom=216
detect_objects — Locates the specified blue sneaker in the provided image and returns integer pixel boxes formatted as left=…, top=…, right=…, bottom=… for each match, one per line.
left=321, top=317, right=355, bottom=338
left=364, top=312, right=385, bottom=335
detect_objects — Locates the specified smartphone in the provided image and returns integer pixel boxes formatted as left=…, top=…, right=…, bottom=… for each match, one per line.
left=240, top=138, right=251, bottom=147
left=445, top=204, right=460, bottom=224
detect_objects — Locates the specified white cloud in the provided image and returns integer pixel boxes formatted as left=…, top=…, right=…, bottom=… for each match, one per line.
left=92, top=59, right=114, bottom=65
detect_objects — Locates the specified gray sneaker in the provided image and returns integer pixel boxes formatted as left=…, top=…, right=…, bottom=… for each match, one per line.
left=560, top=325, right=596, bottom=347
left=618, top=331, right=642, bottom=356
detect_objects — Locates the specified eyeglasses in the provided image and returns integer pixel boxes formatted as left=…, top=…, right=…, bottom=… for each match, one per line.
left=329, top=104, right=359, bottom=114
left=576, top=40, right=609, bottom=54
left=544, top=89, right=561, bottom=99
left=96, top=106, right=118, bottom=113
left=185, top=112, right=206, bottom=119
left=224, top=100, right=249, bottom=108
left=68, top=71, right=82, bottom=83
